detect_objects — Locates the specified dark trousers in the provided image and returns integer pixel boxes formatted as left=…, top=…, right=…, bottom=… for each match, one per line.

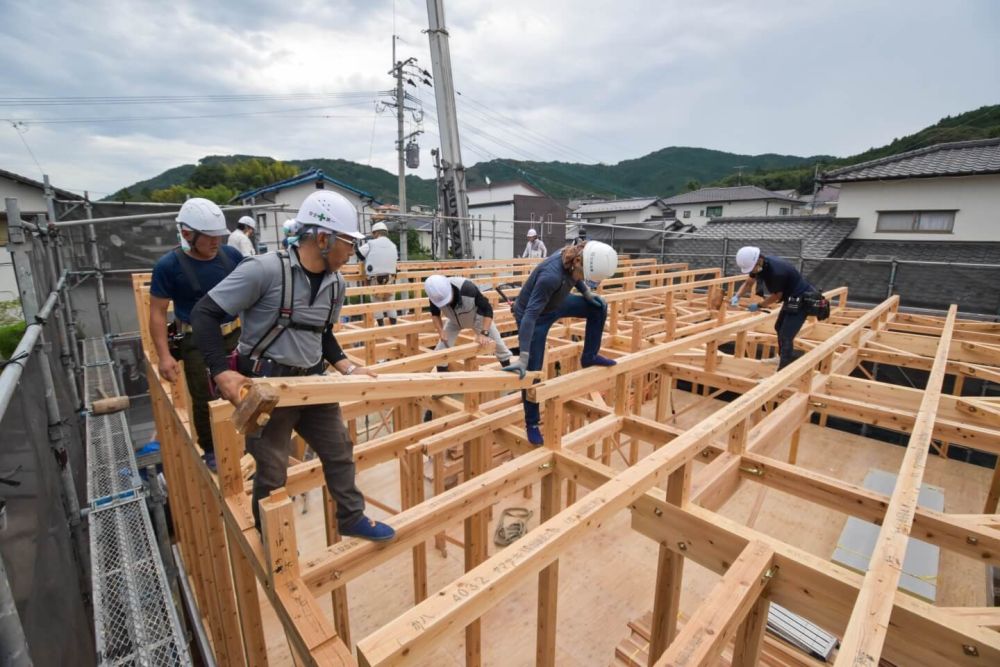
left=247, top=402, right=366, bottom=530
left=520, top=295, right=608, bottom=426
left=774, top=305, right=807, bottom=370
left=178, top=329, right=239, bottom=454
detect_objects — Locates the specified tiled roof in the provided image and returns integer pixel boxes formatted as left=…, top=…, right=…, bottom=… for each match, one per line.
left=694, top=215, right=857, bottom=258
left=662, top=185, right=801, bottom=205
left=820, top=138, right=1000, bottom=183
left=0, top=167, right=83, bottom=200
left=234, top=168, right=380, bottom=203
left=575, top=197, right=663, bottom=214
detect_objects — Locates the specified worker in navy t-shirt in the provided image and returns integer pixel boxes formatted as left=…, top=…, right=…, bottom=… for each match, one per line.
left=732, top=246, right=817, bottom=370
left=149, top=198, right=242, bottom=470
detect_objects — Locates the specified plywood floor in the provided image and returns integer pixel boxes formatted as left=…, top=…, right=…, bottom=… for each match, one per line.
left=254, top=390, right=993, bottom=666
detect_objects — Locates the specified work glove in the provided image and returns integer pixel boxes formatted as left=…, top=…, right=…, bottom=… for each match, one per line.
left=583, top=291, right=606, bottom=309
left=747, top=303, right=759, bottom=313
left=501, top=351, right=529, bottom=380
left=730, top=295, right=740, bottom=307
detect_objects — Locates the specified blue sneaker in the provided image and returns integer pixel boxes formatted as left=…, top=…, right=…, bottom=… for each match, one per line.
left=202, top=452, right=217, bottom=473
left=340, top=515, right=396, bottom=542
left=581, top=354, right=617, bottom=368
left=526, top=425, right=544, bottom=446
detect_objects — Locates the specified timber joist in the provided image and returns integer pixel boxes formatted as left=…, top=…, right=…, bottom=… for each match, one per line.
left=134, top=259, right=1000, bottom=667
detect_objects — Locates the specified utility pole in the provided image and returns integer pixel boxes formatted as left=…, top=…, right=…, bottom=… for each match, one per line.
left=391, top=37, right=408, bottom=262
left=425, top=0, right=472, bottom=259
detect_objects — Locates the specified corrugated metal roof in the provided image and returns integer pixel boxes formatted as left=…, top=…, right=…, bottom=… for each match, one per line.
left=575, top=197, right=662, bottom=214
left=821, top=138, right=1000, bottom=183
left=662, top=185, right=801, bottom=205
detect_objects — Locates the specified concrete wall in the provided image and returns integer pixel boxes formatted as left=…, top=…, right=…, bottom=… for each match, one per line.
left=837, top=174, right=1000, bottom=241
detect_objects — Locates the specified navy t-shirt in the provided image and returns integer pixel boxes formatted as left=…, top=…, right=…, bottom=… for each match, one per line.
left=150, top=246, right=242, bottom=323
left=757, top=255, right=812, bottom=300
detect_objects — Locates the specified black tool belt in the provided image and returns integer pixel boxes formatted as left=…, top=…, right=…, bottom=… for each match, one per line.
left=235, top=353, right=324, bottom=378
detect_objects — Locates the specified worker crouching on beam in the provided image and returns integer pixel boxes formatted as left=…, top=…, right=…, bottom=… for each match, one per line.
left=504, top=241, right=619, bottom=445
left=191, top=190, right=395, bottom=542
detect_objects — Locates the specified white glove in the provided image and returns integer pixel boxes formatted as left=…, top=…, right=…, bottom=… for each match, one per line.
left=730, top=295, right=740, bottom=307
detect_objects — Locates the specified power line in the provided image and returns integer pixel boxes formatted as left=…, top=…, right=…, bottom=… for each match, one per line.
left=0, top=91, right=390, bottom=107
left=8, top=122, right=45, bottom=177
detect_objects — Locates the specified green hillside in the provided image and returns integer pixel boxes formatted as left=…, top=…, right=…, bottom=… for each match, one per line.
left=710, top=104, right=1000, bottom=192
left=107, top=104, right=1000, bottom=205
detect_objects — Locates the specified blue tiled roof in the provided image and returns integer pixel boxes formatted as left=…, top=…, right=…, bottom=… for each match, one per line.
left=234, top=168, right=380, bottom=203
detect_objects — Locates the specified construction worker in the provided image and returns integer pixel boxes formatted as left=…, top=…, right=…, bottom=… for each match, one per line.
left=190, top=190, right=395, bottom=541
left=504, top=241, right=619, bottom=445
left=573, top=226, right=587, bottom=246
left=228, top=215, right=257, bottom=257
left=522, top=228, right=547, bottom=258
left=732, top=246, right=817, bottom=370
left=424, top=274, right=512, bottom=365
left=356, top=221, right=399, bottom=325
left=149, top=198, right=243, bottom=471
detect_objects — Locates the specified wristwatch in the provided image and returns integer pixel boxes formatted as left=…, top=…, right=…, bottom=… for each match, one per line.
left=480, top=330, right=490, bottom=337
left=344, top=363, right=357, bottom=375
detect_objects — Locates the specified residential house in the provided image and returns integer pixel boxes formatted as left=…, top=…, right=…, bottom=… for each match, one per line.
left=467, top=180, right=564, bottom=259
left=234, top=168, right=380, bottom=249
left=820, top=138, right=1000, bottom=242
left=661, top=186, right=802, bottom=227
left=0, top=169, right=82, bottom=302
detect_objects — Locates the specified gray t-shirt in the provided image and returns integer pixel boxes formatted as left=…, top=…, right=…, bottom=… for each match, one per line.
left=208, top=249, right=345, bottom=369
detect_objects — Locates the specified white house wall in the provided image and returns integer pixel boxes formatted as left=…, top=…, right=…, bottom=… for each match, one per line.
left=1, top=178, right=52, bottom=303
left=467, top=183, right=539, bottom=206
left=469, top=203, right=514, bottom=259
left=838, top=175, right=1000, bottom=241
left=673, top=199, right=796, bottom=227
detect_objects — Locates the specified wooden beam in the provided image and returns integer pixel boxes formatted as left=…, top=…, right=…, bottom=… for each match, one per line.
left=835, top=306, right=957, bottom=667
left=654, top=540, right=774, bottom=667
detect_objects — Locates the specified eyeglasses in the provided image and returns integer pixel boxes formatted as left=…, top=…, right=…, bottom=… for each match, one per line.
left=334, top=235, right=356, bottom=247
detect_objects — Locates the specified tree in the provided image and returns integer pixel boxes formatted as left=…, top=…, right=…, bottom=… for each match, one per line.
left=683, top=179, right=701, bottom=192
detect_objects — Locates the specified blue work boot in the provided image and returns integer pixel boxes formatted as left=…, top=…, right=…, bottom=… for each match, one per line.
left=202, top=451, right=217, bottom=473
left=526, top=424, right=544, bottom=446
left=340, top=515, right=396, bottom=542
left=581, top=354, right=617, bottom=368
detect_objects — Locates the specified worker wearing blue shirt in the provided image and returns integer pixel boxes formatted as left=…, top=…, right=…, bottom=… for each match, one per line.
left=504, top=241, right=619, bottom=445
left=732, top=246, right=817, bottom=370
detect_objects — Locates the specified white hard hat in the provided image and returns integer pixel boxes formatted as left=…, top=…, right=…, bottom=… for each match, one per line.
left=372, top=222, right=389, bottom=233
left=735, top=246, right=761, bottom=274
left=582, top=241, right=618, bottom=282
left=295, top=190, right=363, bottom=239
left=237, top=215, right=256, bottom=229
left=527, top=228, right=538, bottom=237
left=424, top=274, right=453, bottom=308
left=176, top=198, right=228, bottom=236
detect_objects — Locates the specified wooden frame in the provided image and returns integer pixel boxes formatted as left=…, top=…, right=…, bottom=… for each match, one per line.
left=135, top=257, right=1000, bottom=667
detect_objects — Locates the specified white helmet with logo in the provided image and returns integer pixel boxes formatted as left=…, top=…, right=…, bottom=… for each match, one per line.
left=176, top=198, right=229, bottom=236
left=295, top=191, right=364, bottom=239
left=371, top=221, right=389, bottom=234
left=424, top=274, right=453, bottom=308
left=735, top=246, right=761, bottom=274
left=582, top=241, right=618, bottom=282
left=527, top=228, right=538, bottom=238
left=237, top=215, right=256, bottom=229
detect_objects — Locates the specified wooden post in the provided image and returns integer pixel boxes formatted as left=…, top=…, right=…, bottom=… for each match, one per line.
left=731, top=595, right=771, bottom=667
left=648, top=462, right=692, bottom=664
left=536, top=472, right=561, bottom=667
left=322, top=488, right=353, bottom=647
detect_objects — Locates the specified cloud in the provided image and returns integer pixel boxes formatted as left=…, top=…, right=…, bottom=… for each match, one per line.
left=0, top=0, right=996, bottom=194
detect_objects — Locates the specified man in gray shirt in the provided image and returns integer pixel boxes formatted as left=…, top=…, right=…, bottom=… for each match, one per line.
left=191, top=190, right=395, bottom=541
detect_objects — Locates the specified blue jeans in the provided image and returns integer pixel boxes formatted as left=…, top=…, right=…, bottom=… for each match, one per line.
left=775, top=304, right=807, bottom=370
left=519, top=295, right=608, bottom=426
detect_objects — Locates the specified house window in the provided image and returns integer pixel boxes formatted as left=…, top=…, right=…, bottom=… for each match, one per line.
left=876, top=210, right=956, bottom=233
left=256, top=213, right=267, bottom=228
left=699, top=209, right=704, bottom=216
left=706, top=206, right=723, bottom=218
left=682, top=210, right=691, bottom=219
left=779, top=207, right=789, bottom=216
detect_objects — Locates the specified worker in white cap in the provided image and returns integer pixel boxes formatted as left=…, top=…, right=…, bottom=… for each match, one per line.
left=228, top=215, right=257, bottom=257
left=356, top=221, right=399, bottom=325
left=505, top=241, right=619, bottom=445
left=521, top=228, right=547, bottom=258
left=732, top=245, right=819, bottom=370
left=149, top=198, right=243, bottom=470
left=191, top=190, right=395, bottom=542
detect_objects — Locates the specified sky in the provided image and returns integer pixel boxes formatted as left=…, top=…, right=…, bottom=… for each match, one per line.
left=0, top=0, right=997, bottom=197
